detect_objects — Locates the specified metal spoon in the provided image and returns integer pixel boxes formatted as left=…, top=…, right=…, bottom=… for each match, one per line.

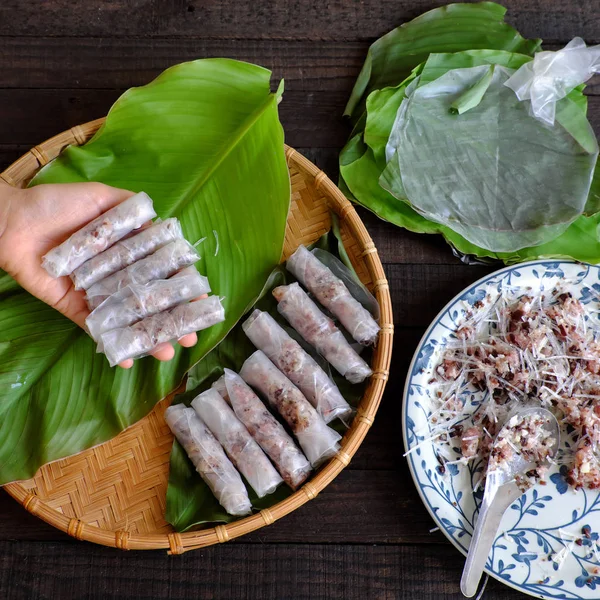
left=460, top=407, right=560, bottom=597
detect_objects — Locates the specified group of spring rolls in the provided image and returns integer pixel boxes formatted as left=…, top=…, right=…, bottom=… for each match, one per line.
left=166, top=245, right=381, bottom=516
left=41, top=192, right=225, bottom=366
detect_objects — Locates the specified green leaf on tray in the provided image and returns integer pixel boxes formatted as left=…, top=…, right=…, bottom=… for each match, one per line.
left=0, top=58, right=291, bottom=485
left=166, top=230, right=369, bottom=532
left=344, top=2, right=541, bottom=122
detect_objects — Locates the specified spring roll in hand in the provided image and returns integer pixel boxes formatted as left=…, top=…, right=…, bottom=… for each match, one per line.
left=72, top=218, right=183, bottom=290
left=273, top=282, right=372, bottom=384
left=42, top=191, right=157, bottom=278
left=192, top=388, right=283, bottom=498
left=100, top=295, right=225, bottom=366
left=86, top=238, right=199, bottom=309
left=240, top=351, right=341, bottom=467
left=243, top=310, right=351, bottom=423
left=165, top=404, right=251, bottom=516
left=86, top=266, right=210, bottom=341
left=222, top=369, right=312, bottom=489
left=286, top=245, right=380, bottom=346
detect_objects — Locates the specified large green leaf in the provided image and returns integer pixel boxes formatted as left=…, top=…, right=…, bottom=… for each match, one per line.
left=344, top=2, right=541, bottom=122
left=0, top=59, right=291, bottom=485
left=166, top=231, right=369, bottom=532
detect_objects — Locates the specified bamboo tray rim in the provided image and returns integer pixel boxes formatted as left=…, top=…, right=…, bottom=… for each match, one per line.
left=1, top=118, right=393, bottom=554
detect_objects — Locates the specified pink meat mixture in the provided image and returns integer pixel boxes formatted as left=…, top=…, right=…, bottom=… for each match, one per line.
left=434, top=291, right=600, bottom=489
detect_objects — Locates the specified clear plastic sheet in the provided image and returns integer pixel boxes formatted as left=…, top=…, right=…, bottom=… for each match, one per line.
left=71, top=217, right=183, bottom=290
left=240, top=350, right=341, bottom=467
left=223, top=369, right=312, bottom=489
left=242, top=309, right=351, bottom=423
left=164, top=404, right=251, bottom=516
left=192, top=388, right=283, bottom=498
left=505, top=38, right=600, bottom=126
left=382, top=65, right=598, bottom=252
left=100, top=295, right=225, bottom=366
left=273, top=283, right=372, bottom=384
left=85, top=238, right=200, bottom=310
left=42, top=191, right=157, bottom=278
left=286, top=245, right=380, bottom=346
left=86, top=266, right=211, bottom=342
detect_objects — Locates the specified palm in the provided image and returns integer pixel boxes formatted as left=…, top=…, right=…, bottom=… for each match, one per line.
left=0, top=182, right=197, bottom=367
left=0, top=182, right=133, bottom=327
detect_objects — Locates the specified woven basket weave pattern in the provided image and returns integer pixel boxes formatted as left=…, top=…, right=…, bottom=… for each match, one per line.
left=1, top=119, right=392, bottom=553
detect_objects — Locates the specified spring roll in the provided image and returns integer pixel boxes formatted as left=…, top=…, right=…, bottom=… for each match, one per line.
left=222, top=369, right=312, bottom=489
left=42, top=192, right=157, bottom=278
left=86, top=238, right=199, bottom=309
left=243, top=310, right=352, bottom=423
left=273, top=283, right=372, bottom=384
left=164, top=404, right=251, bottom=516
left=211, top=375, right=230, bottom=402
left=86, top=266, right=211, bottom=342
left=101, top=295, right=225, bottom=366
left=240, top=351, right=341, bottom=467
left=192, top=388, right=283, bottom=498
left=286, top=245, right=380, bottom=346
left=71, top=218, right=183, bottom=290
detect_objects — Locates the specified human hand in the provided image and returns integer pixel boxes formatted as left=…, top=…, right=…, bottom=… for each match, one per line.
left=0, top=181, right=199, bottom=368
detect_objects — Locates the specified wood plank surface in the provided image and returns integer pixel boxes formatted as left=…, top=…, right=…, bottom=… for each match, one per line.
left=2, top=0, right=599, bottom=597
left=0, top=541, right=522, bottom=600
left=1, top=37, right=597, bottom=94
left=0, top=0, right=597, bottom=41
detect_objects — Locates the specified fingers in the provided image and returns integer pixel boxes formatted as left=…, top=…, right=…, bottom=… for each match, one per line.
left=150, top=342, right=175, bottom=361
left=119, top=359, right=134, bottom=369
left=178, top=332, right=198, bottom=347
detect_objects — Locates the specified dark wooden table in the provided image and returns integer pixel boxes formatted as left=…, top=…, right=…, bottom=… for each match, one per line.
left=0, top=1, right=597, bottom=598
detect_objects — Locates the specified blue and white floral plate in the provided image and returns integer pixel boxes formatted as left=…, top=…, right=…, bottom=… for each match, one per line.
left=403, top=260, right=600, bottom=600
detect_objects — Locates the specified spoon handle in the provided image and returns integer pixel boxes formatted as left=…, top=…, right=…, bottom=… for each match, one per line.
left=460, top=481, right=522, bottom=597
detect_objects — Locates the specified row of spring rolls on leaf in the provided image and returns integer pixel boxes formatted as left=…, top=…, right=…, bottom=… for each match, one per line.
left=41, top=192, right=225, bottom=366
left=166, top=357, right=339, bottom=516
left=166, top=245, right=381, bottom=515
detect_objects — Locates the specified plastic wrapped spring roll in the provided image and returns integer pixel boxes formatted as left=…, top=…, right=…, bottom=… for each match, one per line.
left=192, top=388, right=283, bottom=498
left=240, top=351, right=341, bottom=467
left=42, top=191, right=157, bottom=278
left=164, top=404, right=251, bottom=516
left=286, top=245, right=380, bottom=346
left=71, top=218, right=183, bottom=290
left=243, top=309, right=352, bottom=423
left=86, top=238, right=199, bottom=310
left=273, top=283, right=373, bottom=384
left=211, top=375, right=229, bottom=402
left=222, top=369, right=312, bottom=489
left=101, top=295, right=225, bottom=367
left=86, top=266, right=211, bottom=342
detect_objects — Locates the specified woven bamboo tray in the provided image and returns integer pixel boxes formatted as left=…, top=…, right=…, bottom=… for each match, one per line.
left=0, top=119, right=393, bottom=554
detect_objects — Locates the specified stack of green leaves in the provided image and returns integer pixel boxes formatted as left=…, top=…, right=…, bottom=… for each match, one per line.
left=340, top=2, right=600, bottom=263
